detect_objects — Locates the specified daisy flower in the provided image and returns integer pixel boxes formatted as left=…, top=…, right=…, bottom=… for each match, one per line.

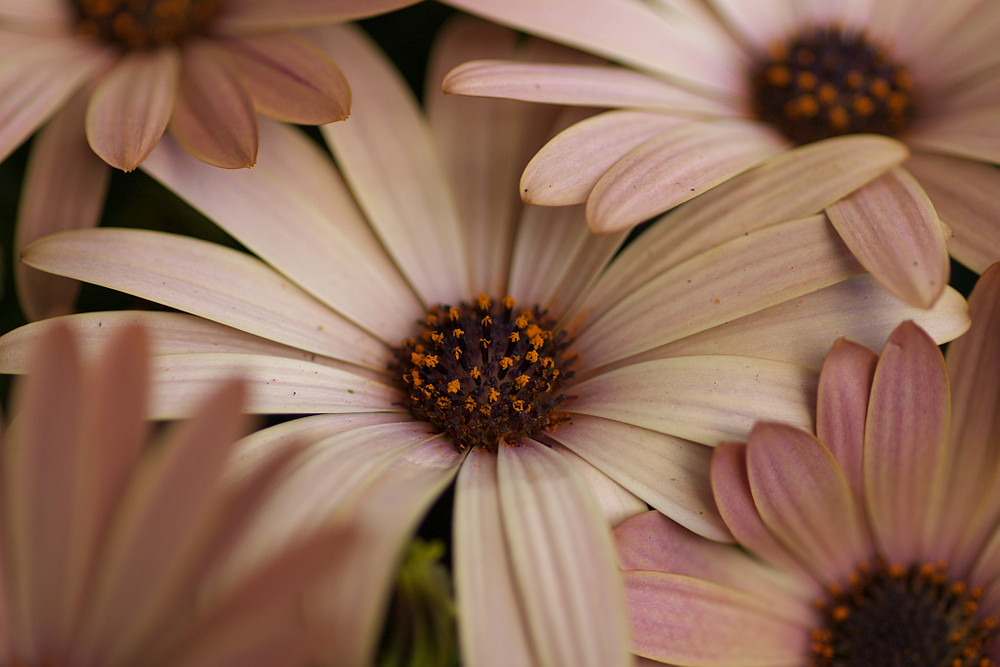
left=614, top=263, right=1000, bottom=666
left=0, top=321, right=359, bottom=667
left=442, top=0, right=1000, bottom=307
left=0, top=0, right=418, bottom=320
left=0, top=17, right=971, bottom=667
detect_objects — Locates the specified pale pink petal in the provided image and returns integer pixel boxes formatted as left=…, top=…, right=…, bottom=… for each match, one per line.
left=906, top=152, right=1000, bottom=273
left=21, top=228, right=389, bottom=368
left=148, top=354, right=402, bottom=419
left=710, top=0, right=800, bottom=52
left=908, top=109, right=1000, bottom=165
left=216, top=33, right=349, bottom=124
left=4, top=324, right=83, bottom=662
left=826, top=167, right=950, bottom=308
left=498, top=441, right=631, bottom=667
left=14, top=87, right=110, bottom=321
left=169, top=40, right=258, bottom=168
left=443, top=61, right=730, bottom=114
left=212, top=0, right=421, bottom=33
left=711, top=443, right=822, bottom=587
left=520, top=111, right=684, bottom=206
left=143, top=122, right=424, bottom=342
left=578, top=134, right=908, bottom=315
left=816, top=338, right=879, bottom=507
left=0, top=0, right=72, bottom=28
left=569, top=356, right=816, bottom=446
left=85, top=47, right=179, bottom=171
left=308, top=24, right=469, bottom=305
left=0, top=37, right=112, bottom=161
left=587, top=121, right=787, bottom=233
left=624, top=571, right=809, bottom=666
left=571, top=215, right=862, bottom=369
left=551, top=444, right=647, bottom=526
left=547, top=414, right=728, bottom=540
left=864, top=321, right=952, bottom=564
left=614, top=511, right=813, bottom=616
left=746, top=423, right=871, bottom=584
left=453, top=449, right=535, bottom=666
left=623, top=277, right=969, bottom=371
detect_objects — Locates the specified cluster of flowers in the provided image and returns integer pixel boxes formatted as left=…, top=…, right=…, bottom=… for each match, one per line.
left=1, top=0, right=999, bottom=665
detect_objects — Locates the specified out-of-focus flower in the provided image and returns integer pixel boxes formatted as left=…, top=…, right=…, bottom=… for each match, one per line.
left=0, top=321, right=357, bottom=667
left=614, top=263, right=1000, bottom=666
left=0, top=0, right=419, bottom=320
left=0, top=17, right=970, bottom=667
left=443, top=0, right=1000, bottom=307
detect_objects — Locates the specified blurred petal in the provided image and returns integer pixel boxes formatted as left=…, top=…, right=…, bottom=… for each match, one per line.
left=169, top=40, right=258, bottom=168
left=85, top=48, right=179, bottom=171
left=498, top=441, right=630, bottom=667
left=15, top=88, right=110, bottom=321
left=909, top=109, right=1000, bottom=165
left=213, top=0, right=421, bottom=32
left=587, top=121, right=785, bottom=233
left=218, top=33, right=350, bottom=124
left=864, top=321, right=952, bottom=563
left=827, top=167, right=950, bottom=308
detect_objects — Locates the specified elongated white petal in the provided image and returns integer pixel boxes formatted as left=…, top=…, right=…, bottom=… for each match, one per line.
left=550, top=443, right=647, bottom=526
left=212, top=0, right=421, bottom=33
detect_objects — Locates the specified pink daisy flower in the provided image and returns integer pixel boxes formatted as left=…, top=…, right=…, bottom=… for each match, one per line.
left=443, top=0, right=1000, bottom=308
left=614, top=263, right=1000, bottom=665
left=0, top=0, right=418, bottom=320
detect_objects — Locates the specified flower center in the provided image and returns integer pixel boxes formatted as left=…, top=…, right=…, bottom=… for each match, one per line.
left=391, top=295, right=573, bottom=452
left=69, top=0, right=221, bottom=49
left=750, top=26, right=915, bottom=145
left=811, top=559, right=998, bottom=666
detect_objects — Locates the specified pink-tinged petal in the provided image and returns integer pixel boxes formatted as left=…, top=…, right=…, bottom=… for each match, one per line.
left=309, top=24, right=469, bottom=305
left=444, top=0, right=744, bottom=96
left=624, top=571, right=809, bottom=666
left=826, top=167, right=950, bottom=308
left=212, top=0, right=420, bottom=33
left=570, top=356, right=817, bottom=446
left=614, top=511, right=813, bottom=617
left=816, top=338, right=879, bottom=507
left=0, top=0, right=72, bottom=28
left=4, top=324, right=83, bottom=662
left=746, top=423, right=871, bottom=584
left=21, top=228, right=389, bottom=369
left=587, top=121, right=787, bottom=233
left=443, top=61, right=730, bottom=114
left=143, top=122, right=423, bottom=342
left=624, top=277, right=969, bottom=372
left=216, top=33, right=349, bottom=124
left=941, top=265, right=1000, bottom=571
left=521, top=111, right=684, bottom=206
left=710, top=0, right=799, bottom=52
left=711, top=443, right=822, bottom=587
left=548, top=414, right=728, bottom=540
left=498, top=441, right=631, bottom=667
left=580, top=135, right=908, bottom=313
left=864, top=321, right=952, bottom=564
left=148, top=353, right=401, bottom=419
left=169, top=40, right=258, bottom=168
left=453, top=449, right=535, bottom=666
left=908, top=109, right=1000, bottom=165
left=551, top=444, right=647, bottom=526
left=572, top=215, right=862, bottom=369
left=14, top=87, right=110, bottom=321
left=85, top=48, right=179, bottom=171
left=305, top=438, right=463, bottom=664
left=906, top=152, right=1000, bottom=273
left=0, top=37, right=112, bottom=162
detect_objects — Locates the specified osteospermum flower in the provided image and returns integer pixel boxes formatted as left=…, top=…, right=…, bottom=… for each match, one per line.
left=0, top=17, right=970, bottom=667
left=614, top=263, right=1000, bottom=666
left=0, top=0, right=418, bottom=320
left=0, top=321, right=357, bottom=666
left=442, top=0, right=1000, bottom=307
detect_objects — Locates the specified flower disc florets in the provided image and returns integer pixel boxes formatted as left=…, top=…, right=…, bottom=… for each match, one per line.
left=751, top=26, right=915, bottom=145
left=392, top=295, right=573, bottom=453
left=70, top=0, right=221, bottom=49
left=811, top=559, right=997, bottom=666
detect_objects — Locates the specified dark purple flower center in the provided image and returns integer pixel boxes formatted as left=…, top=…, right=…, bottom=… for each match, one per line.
left=69, top=0, right=221, bottom=49
left=750, top=26, right=915, bottom=145
left=811, top=559, right=997, bottom=666
left=391, top=295, right=573, bottom=452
